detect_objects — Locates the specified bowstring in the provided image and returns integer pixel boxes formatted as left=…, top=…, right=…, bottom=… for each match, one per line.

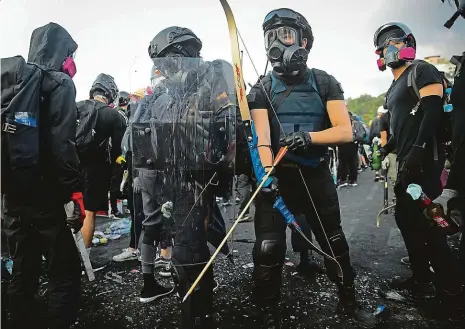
left=237, top=28, right=340, bottom=268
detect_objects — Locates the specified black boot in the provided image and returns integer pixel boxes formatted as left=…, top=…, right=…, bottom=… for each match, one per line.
left=257, top=304, right=281, bottom=329
left=337, top=284, right=385, bottom=328
left=192, top=313, right=218, bottom=329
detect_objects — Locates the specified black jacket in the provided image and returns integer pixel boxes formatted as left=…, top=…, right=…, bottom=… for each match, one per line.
left=28, top=23, right=82, bottom=202
left=76, top=100, right=126, bottom=166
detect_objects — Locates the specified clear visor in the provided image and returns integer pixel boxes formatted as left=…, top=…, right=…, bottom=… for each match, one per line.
left=264, top=26, right=297, bottom=49
left=376, top=37, right=405, bottom=53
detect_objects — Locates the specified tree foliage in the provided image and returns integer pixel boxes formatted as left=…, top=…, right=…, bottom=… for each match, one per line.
left=346, top=93, right=386, bottom=126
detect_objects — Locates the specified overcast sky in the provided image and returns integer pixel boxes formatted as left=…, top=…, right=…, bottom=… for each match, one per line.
left=1, top=0, right=463, bottom=101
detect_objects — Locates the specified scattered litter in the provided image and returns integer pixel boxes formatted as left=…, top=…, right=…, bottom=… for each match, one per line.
left=383, top=291, right=406, bottom=302
left=106, top=218, right=131, bottom=235
left=284, top=261, right=294, bottom=267
left=233, top=250, right=238, bottom=253
left=2, top=256, right=13, bottom=275
left=291, top=272, right=298, bottom=276
left=93, top=266, right=106, bottom=273
left=242, top=263, right=254, bottom=269
left=290, top=315, right=296, bottom=320
left=125, top=316, right=133, bottom=323
left=104, top=272, right=123, bottom=284
left=130, top=269, right=140, bottom=273
left=96, top=290, right=113, bottom=296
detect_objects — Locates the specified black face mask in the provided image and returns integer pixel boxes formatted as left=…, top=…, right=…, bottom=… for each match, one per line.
left=267, top=39, right=308, bottom=75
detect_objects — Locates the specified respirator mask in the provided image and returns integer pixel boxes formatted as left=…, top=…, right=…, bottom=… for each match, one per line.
left=62, top=51, right=77, bottom=78
left=375, top=29, right=416, bottom=71
left=265, top=26, right=308, bottom=75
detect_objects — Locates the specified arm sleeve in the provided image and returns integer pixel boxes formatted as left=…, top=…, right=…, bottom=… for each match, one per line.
left=413, top=63, right=444, bottom=148
left=326, top=75, right=345, bottom=101
left=48, top=78, right=82, bottom=198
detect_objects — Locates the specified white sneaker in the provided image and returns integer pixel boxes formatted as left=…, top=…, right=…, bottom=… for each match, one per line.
left=113, top=248, right=139, bottom=262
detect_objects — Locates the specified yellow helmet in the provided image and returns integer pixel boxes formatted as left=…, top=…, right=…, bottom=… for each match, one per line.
left=131, top=88, right=145, bottom=99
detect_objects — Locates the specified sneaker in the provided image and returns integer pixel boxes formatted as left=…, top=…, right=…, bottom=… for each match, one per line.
left=159, top=262, right=172, bottom=277
left=113, top=248, right=139, bottom=262
left=154, top=257, right=170, bottom=269
left=349, top=181, right=358, bottom=186
left=140, top=281, right=174, bottom=303
left=374, top=174, right=380, bottom=182
left=337, top=181, right=348, bottom=188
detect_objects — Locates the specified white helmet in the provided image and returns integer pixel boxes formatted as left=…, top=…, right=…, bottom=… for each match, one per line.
left=377, top=106, right=388, bottom=114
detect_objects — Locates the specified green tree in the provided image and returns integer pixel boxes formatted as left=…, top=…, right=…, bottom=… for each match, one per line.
left=346, top=92, right=386, bottom=125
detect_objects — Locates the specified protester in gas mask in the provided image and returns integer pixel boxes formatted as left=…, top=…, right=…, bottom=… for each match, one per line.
left=76, top=74, right=127, bottom=249
left=374, top=22, right=463, bottom=304
left=1, top=22, right=83, bottom=329
left=246, top=8, right=383, bottom=328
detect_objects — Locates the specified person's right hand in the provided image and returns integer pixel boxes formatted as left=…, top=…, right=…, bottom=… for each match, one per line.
left=433, top=190, right=463, bottom=228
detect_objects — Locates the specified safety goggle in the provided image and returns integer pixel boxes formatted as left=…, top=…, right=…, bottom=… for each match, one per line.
left=263, top=8, right=301, bottom=27
left=264, top=26, right=297, bottom=49
left=375, top=37, right=406, bottom=54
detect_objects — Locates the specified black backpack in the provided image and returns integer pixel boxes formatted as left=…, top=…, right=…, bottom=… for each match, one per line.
left=76, top=100, right=100, bottom=154
left=1, top=56, right=44, bottom=194
left=407, top=60, right=453, bottom=143
left=352, top=119, right=367, bottom=143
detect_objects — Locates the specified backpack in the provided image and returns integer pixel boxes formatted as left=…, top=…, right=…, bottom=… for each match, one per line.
left=1, top=56, right=44, bottom=194
left=407, top=60, right=453, bottom=143
left=352, top=119, right=367, bottom=143
left=76, top=100, right=100, bottom=154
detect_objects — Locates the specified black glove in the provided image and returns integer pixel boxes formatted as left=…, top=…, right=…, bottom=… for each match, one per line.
left=260, top=174, right=279, bottom=198
left=376, top=147, right=388, bottom=161
left=279, top=132, right=312, bottom=152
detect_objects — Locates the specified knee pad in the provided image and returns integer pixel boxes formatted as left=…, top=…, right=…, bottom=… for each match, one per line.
left=253, top=239, right=286, bottom=266
left=328, top=230, right=349, bottom=259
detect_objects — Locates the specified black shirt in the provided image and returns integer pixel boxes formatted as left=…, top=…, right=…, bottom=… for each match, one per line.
left=379, top=112, right=391, bottom=141
left=385, top=62, right=444, bottom=161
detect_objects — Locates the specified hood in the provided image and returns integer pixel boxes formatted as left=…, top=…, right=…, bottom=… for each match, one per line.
left=27, top=22, right=77, bottom=70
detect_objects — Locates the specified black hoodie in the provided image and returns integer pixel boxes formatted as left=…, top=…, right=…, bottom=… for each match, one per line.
left=27, top=22, right=82, bottom=203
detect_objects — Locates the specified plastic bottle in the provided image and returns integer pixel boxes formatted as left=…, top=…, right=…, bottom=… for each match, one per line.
left=406, top=184, right=459, bottom=235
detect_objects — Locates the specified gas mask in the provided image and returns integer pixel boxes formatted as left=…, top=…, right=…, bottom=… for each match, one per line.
left=265, top=26, right=308, bottom=75
left=62, top=57, right=77, bottom=78
left=377, top=44, right=416, bottom=71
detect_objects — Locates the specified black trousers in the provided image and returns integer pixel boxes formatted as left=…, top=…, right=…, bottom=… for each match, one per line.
left=337, top=143, right=359, bottom=182
left=2, top=195, right=81, bottom=329
left=237, top=174, right=253, bottom=215
left=394, top=157, right=462, bottom=293
left=252, top=162, right=355, bottom=304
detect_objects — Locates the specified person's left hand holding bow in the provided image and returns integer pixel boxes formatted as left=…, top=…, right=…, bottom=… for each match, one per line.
left=279, top=131, right=312, bottom=151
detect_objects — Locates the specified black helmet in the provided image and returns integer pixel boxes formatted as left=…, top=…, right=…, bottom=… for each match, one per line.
left=89, top=73, right=119, bottom=104
left=373, top=22, right=416, bottom=51
left=118, top=91, right=130, bottom=107
left=148, top=26, right=202, bottom=59
left=262, top=8, right=314, bottom=51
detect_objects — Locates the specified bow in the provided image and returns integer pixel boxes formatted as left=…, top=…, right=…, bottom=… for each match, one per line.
left=182, top=0, right=342, bottom=302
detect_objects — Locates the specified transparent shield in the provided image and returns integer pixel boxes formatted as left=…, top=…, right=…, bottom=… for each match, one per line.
left=131, top=57, right=237, bottom=256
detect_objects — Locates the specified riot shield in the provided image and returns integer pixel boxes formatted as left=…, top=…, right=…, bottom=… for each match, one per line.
left=131, top=56, right=237, bottom=256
